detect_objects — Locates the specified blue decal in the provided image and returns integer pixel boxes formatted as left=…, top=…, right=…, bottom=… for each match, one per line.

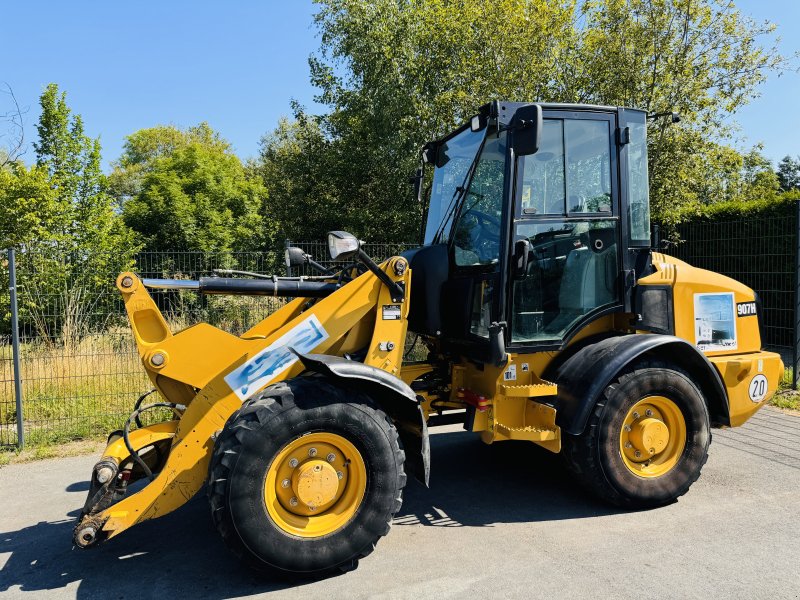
left=224, top=315, right=329, bottom=400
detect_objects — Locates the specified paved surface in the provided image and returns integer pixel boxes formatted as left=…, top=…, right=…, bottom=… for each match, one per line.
left=1, top=406, right=799, bottom=600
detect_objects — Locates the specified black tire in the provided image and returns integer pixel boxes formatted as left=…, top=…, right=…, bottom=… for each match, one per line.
left=207, top=377, right=405, bottom=578
left=562, top=361, right=710, bottom=509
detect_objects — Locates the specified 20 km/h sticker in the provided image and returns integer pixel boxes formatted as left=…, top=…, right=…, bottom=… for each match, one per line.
left=748, top=374, right=768, bottom=403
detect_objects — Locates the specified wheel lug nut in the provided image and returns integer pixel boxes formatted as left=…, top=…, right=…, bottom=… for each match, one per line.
left=281, top=478, right=290, bottom=488
left=624, top=442, right=632, bottom=449
left=645, top=409, right=653, bottom=417
left=289, top=497, right=298, bottom=507
left=327, top=453, right=335, bottom=463
left=337, top=471, right=343, bottom=479
left=634, top=450, right=642, bottom=458
left=632, top=412, right=640, bottom=419
left=288, top=458, right=298, bottom=468
left=624, top=425, right=632, bottom=432
left=308, top=447, right=317, bottom=457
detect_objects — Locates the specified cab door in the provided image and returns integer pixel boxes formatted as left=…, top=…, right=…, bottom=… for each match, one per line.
left=508, top=109, right=623, bottom=349
left=443, top=129, right=509, bottom=358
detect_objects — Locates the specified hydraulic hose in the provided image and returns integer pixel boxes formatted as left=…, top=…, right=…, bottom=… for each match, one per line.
left=123, top=402, right=185, bottom=481
left=133, top=389, right=157, bottom=428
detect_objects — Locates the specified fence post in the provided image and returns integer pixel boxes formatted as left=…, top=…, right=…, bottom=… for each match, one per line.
left=794, top=202, right=800, bottom=390
left=284, top=239, right=291, bottom=277
left=8, top=248, right=24, bottom=449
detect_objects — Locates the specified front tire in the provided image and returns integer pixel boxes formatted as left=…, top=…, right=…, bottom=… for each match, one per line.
left=207, top=377, right=405, bottom=577
left=563, top=362, right=710, bottom=508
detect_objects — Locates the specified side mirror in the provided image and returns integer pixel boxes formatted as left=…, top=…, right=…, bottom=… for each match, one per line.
left=512, top=239, right=530, bottom=278
left=511, top=104, right=543, bottom=156
left=285, top=246, right=308, bottom=268
left=327, top=231, right=361, bottom=262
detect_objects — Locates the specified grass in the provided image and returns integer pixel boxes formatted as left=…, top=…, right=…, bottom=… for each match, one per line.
left=0, top=438, right=105, bottom=467
left=770, top=390, right=800, bottom=413
left=768, top=367, right=800, bottom=413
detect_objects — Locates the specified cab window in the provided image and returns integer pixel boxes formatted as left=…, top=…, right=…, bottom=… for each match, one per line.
left=511, top=220, right=618, bottom=342
left=452, top=132, right=507, bottom=267
left=519, top=119, right=612, bottom=216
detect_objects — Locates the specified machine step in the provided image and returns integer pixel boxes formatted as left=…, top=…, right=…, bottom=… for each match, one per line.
left=501, top=383, right=557, bottom=398
left=494, top=422, right=559, bottom=442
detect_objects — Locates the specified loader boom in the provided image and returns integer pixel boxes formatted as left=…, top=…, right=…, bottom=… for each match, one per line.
left=74, top=256, right=414, bottom=546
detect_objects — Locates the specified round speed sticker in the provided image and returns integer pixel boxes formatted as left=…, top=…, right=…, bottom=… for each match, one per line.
left=748, top=374, right=768, bottom=403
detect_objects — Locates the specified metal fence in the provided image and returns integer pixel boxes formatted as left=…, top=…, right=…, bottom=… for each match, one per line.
left=0, top=248, right=287, bottom=448
left=1, top=219, right=798, bottom=449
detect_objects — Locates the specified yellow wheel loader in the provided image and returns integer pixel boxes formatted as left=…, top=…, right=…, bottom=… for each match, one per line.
left=73, top=102, right=783, bottom=577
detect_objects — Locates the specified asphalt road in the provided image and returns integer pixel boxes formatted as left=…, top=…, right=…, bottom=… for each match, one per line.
left=2, top=406, right=799, bottom=600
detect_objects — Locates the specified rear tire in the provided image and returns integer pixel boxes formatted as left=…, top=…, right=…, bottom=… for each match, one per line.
left=207, top=377, right=405, bottom=577
left=562, top=361, right=710, bottom=508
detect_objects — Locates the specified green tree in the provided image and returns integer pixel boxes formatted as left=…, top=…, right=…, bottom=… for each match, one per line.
left=0, top=165, right=58, bottom=248
left=30, top=84, right=135, bottom=255
left=0, top=84, right=136, bottom=342
left=108, top=123, right=230, bottom=206
left=257, top=115, right=350, bottom=241
left=777, top=155, right=800, bottom=192
left=258, top=0, right=784, bottom=242
left=117, top=124, right=271, bottom=254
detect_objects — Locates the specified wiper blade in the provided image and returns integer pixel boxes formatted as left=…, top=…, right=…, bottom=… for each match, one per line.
left=432, top=134, right=488, bottom=244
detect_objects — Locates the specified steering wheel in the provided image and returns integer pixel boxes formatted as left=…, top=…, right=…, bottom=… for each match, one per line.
left=462, top=208, right=500, bottom=261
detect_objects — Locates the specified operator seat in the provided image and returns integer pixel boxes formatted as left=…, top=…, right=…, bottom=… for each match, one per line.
left=545, top=241, right=616, bottom=335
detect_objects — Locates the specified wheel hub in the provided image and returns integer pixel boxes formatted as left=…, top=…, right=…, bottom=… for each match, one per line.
left=629, top=417, right=670, bottom=455
left=293, top=460, right=339, bottom=509
left=264, top=431, right=367, bottom=537
left=619, top=396, right=687, bottom=478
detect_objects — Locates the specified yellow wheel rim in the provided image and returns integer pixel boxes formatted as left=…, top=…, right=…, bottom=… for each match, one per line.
left=619, top=395, right=686, bottom=478
left=264, top=432, right=367, bottom=538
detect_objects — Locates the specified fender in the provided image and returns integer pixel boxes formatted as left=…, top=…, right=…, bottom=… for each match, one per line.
left=546, top=334, right=729, bottom=435
left=294, top=351, right=430, bottom=486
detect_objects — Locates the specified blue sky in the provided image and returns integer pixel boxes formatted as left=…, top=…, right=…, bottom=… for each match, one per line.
left=2, top=0, right=798, bottom=170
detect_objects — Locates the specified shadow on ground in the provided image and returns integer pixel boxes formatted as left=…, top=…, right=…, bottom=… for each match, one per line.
left=0, top=430, right=616, bottom=598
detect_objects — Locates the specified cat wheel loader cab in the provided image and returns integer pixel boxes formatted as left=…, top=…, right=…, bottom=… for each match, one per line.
left=73, top=101, right=783, bottom=578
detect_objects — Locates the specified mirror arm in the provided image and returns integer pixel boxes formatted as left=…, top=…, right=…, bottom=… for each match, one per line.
left=307, top=257, right=335, bottom=275
left=357, top=249, right=405, bottom=302
left=488, top=321, right=508, bottom=366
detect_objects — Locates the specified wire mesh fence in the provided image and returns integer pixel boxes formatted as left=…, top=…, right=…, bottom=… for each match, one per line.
left=1, top=221, right=797, bottom=449
left=670, top=209, right=797, bottom=382
left=0, top=248, right=286, bottom=448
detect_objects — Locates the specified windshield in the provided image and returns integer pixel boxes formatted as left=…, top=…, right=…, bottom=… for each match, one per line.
left=423, top=126, right=486, bottom=244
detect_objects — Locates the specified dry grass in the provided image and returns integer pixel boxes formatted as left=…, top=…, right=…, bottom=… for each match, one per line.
left=0, top=438, right=105, bottom=468
left=0, top=294, right=286, bottom=449
left=0, top=332, right=151, bottom=447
